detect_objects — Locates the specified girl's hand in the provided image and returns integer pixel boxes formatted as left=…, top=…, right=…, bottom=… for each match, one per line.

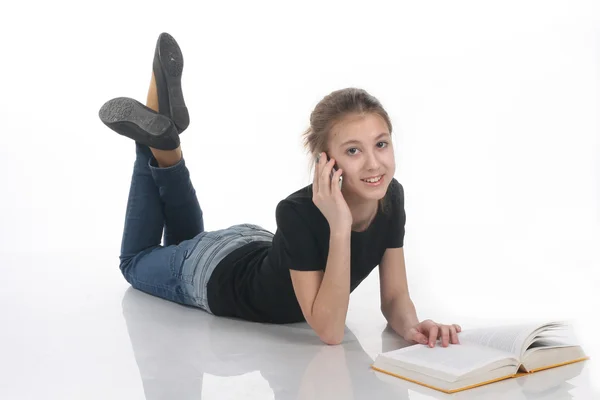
left=403, top=319, right=462, bottom=348
left=312, top=152, right=353, bottom=232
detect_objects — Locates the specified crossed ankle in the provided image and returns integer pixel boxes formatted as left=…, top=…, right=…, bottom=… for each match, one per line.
left=150, top=147, right=182, bottom=168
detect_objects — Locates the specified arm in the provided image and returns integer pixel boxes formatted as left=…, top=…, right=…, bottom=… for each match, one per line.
left=379, top=247, right=419, bottom=337
left=290, top=228, right=351, bottom=345
left=379, top=247, right=462, bottom=347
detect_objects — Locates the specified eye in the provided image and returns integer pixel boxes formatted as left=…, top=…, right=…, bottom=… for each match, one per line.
left=346, top=142, right=388, bottom=155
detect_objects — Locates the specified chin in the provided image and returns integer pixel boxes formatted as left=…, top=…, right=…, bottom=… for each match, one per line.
left=353, top=175, right=389, bottom=199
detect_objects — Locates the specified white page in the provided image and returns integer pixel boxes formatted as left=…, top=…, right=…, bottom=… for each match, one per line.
left=381, top=341, right=519, bottom=379
left=529, top=338, right=574, bottom=349
left=459, top=321, right=568, bottom=358
left=459, top=325, right=537, bottom=357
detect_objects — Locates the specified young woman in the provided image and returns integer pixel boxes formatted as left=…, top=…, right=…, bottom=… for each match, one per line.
left=99, top=32, right=462, bottom=346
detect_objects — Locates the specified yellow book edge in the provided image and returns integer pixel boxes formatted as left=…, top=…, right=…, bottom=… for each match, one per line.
left=370, top=356, right=590, bottom=394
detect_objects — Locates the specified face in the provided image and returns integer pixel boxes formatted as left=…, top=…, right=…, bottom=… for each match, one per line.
left=327, top=113, right=395, bottom=203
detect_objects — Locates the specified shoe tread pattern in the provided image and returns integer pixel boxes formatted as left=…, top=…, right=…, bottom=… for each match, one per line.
left=99, top=97, right=180, bottom=150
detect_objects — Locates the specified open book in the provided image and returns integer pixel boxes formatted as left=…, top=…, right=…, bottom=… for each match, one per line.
left=371, top=321, right=589, bottom=394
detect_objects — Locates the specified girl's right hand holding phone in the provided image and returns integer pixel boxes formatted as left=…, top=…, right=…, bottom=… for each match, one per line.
left=312, top=152, right=353, bottom=232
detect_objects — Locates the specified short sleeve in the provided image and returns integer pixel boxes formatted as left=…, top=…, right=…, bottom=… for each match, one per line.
left=275, top=201, right=324, bottom=271
left=387, top=180, right=406, bottom=248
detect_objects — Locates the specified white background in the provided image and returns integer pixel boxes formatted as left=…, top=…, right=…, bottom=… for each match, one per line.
left=0, top=1, right=598, bottom=398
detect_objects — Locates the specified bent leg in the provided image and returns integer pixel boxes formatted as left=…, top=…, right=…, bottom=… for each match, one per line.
left=118, top=142, right=205, bottom=307
left=119, top=143, right=165, bottom=263
left=122, top=244, right=199, bottom=306
left=148, top=149, right=204, bottom=247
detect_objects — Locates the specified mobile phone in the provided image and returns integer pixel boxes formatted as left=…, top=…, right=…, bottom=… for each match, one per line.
left=316, top=153, right=343, bottom=189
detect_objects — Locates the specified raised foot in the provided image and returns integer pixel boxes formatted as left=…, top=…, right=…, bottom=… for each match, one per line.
left=99, top=97, right=180, bottom=150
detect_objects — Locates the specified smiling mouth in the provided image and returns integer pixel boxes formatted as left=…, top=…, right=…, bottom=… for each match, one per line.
left=361, top=175, right=383, bottom=183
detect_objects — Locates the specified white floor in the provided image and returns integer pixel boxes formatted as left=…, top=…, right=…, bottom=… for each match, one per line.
left=1, top=0, right=598, bottom=398
left=1, top=249, right=598, bottom=400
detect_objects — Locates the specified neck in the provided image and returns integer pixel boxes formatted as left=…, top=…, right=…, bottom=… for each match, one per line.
left=344, top=192, right=379, bottom=231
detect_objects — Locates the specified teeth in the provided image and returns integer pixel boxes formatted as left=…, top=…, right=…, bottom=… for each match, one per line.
left=363, top=175, right=382, bottom=183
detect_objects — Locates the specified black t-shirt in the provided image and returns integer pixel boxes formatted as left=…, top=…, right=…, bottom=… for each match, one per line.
left=206, top=178, right=406, bottom=324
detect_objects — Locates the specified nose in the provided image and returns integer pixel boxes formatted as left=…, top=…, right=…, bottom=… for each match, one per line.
left=364, top=152, right=380, bottom=171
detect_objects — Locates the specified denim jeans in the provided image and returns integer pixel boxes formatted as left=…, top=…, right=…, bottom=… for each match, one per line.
left=118, top=143, right=274, bottom=314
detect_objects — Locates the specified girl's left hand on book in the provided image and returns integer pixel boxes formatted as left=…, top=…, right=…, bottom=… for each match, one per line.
left=404, top=319, right=462, bottom=348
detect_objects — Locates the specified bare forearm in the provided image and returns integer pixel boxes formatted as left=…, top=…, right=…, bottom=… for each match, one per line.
left=311, top=229, right=351, bottom=344
left=382, top=295, right=419, bottom=338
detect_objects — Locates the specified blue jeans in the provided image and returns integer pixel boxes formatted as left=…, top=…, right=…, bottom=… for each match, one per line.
left=118, top=143, right=273, bottom=314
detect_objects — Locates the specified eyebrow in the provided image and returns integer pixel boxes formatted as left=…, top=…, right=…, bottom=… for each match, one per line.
left=339, top=132, right=390, bottom=148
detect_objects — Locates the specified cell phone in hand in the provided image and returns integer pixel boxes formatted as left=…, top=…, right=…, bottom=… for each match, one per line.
left=316, top=153, right=343, bottom=189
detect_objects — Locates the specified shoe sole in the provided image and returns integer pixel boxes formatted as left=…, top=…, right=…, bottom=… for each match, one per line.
left=153, top=32, right=189, bottom=134
left=99, top=97, right=180, bottom=150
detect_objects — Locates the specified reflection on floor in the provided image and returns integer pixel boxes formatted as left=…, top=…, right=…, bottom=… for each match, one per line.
left=121, top=288, right=593, bottom=399
left=0, top=251, right=597, bottom=399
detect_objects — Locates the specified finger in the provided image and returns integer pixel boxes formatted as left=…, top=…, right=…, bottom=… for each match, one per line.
left=454, top=324, right=461, bottom=333
left=409, top=328, right=429, bottom=345
left=440, top=326, right=450, bottom=347
left=321, top=158, right=335, bottom=193
left=428, top=325, right=438, bottom=348
left=450, top=326, right=459, bottom=344
left=332, top=168, right=343, bottom=192
left=314, top=152, right=325, bottom=192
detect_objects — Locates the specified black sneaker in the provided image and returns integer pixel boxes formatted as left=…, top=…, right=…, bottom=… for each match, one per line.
left=153, top=32, right=189, bottom=134
left=99, top=97, right=180, bottom=150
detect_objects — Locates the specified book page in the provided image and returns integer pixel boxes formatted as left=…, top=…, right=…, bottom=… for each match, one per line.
left=380, top=341, right=519, bottom=380
left=458, top=324, right=537, bottom=357
left=528, top=338, right=575, bottom=350
left=458, top=321, right=567, bottom=358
